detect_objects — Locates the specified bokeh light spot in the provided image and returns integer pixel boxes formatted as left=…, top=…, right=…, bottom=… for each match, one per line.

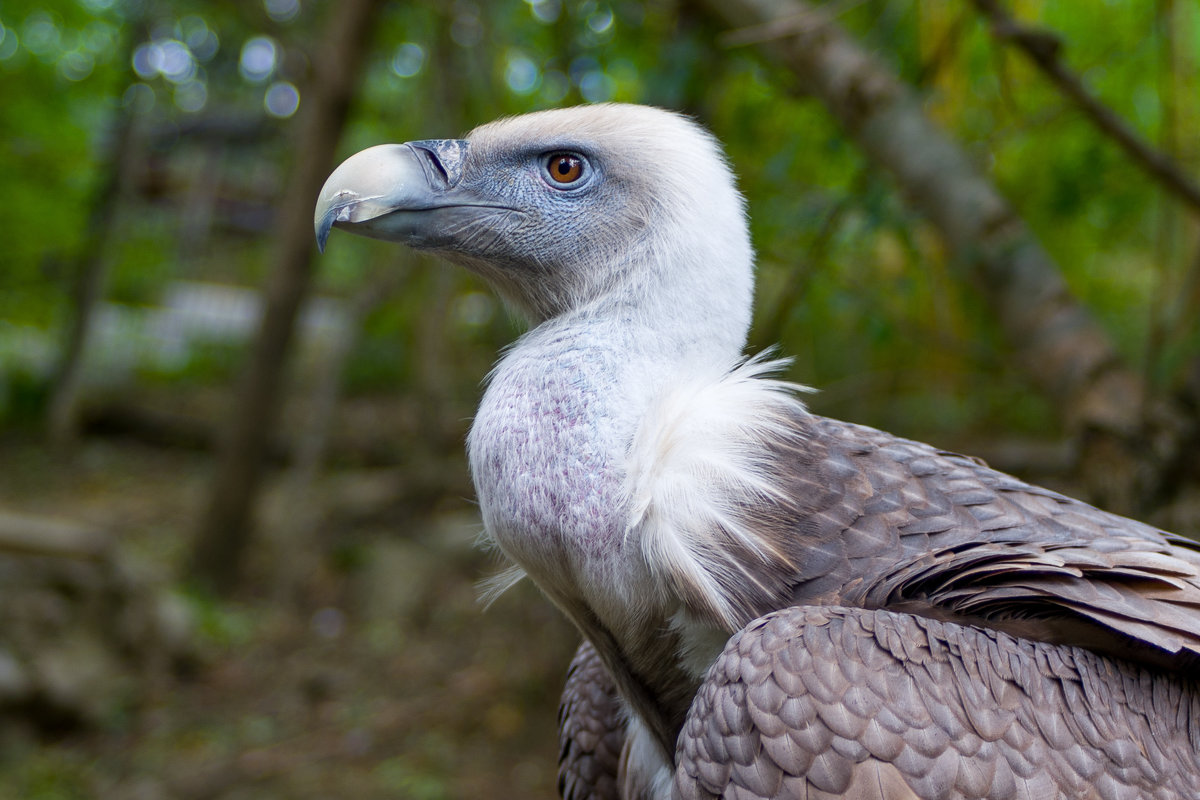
left=131, top=39, right=197, bottom=83
left=179, top=15, right=218, bottom=61
left=22, top=12, right=61, bottom=61
left=391, top=42, right=424, bottom=78
left=264, top=0, right=301, bottom=23
left=58, top=50, right=94, bottom=81
left=264, top=81, right=300, bottom=118
left=122, top=81, right=156, bottom=112
left=504, top=52, right=539, bottom=95
left=525, top=0, right=560, bottom=24
left=0, top=25, right=19, bottom=61
left=587, top=7, right=614, bottom=34
left=578, top=70, right=614, bottom=103
left=239, top=36, right=277, bottom=83
left=155, top=39, right=195, bottom=83
left=82, top=21, right=118, bottom=56
left=174, top=79, right=207, bottom=112
left=131, top=43, right=156, bottom=78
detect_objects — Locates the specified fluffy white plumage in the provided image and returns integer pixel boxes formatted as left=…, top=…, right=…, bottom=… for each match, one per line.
left=624, top=353, right=812, bottom=631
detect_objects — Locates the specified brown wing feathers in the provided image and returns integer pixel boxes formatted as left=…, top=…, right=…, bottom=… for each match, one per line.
left=784, top=416, right=1200, bottom=671
left=560, top=414, right=1200, bottom=798
left=674, top=607, right=1200, bottom=800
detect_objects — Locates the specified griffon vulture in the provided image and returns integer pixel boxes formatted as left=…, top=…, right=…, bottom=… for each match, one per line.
left=314, top=104, right=1200, bottom=799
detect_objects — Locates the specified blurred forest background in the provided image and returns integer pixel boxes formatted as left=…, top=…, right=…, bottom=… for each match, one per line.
left=1, top=0, right=1198, bottom=798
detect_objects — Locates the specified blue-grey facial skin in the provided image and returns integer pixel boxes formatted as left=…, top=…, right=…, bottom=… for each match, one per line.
left=422, top=143, right=615, bottom=271
left=353, top=141, right=644, bottom=322
left=319, top=139, right=629, bottom=280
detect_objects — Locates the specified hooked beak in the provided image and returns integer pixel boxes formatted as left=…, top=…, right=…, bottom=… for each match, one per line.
left=314, top=139, right=479, bottom=253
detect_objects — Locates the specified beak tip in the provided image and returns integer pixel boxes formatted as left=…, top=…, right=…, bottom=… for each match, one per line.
left=314, top=208, right=335, bottom=254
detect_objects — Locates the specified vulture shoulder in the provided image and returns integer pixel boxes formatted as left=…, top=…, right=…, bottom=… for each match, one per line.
left=642, top=400, right=1200, bottom=672
left=674, top=606, right=1200, bottom=800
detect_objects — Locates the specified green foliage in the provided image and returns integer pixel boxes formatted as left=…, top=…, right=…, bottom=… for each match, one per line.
left=0, top=0, right=1196, bottom=438
left=0, top=2, right=121, bottom=325
left=0, top=363, right=50, bottom=426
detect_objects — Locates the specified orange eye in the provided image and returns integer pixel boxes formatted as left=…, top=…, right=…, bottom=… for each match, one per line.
left=547, top=153, right=584, bottom=184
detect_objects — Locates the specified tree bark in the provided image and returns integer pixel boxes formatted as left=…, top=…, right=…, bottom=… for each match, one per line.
left=46, top=66, right=143, bottom=450
left=696, top=0, right=1188, bottom=514
left=189, top=0, right=383, bottom=594
left=268, top=261, right=410, bottom=603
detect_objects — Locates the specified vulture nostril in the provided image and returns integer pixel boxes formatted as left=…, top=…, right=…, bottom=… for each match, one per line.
left=406, top=138, right=469, bottom=189
left=417, top=147, right=451, bottom=185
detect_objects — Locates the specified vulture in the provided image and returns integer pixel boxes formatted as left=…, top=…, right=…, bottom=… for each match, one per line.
left=315, top=104, right=1200, bottom=799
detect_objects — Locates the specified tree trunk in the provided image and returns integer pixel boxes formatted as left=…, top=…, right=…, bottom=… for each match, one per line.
left=46, top=79, right=142, bottom=450
left=695, top=0, right=1190, bottom=515
left=188, top=0, right=383, bottom=594
left=268, top=261, right=410, bottom=603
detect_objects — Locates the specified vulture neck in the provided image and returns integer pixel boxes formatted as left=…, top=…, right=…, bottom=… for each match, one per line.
left=470, top=243, right=753, bottom=623
left=470, top=235, right=762, bottom=759
left=515, top=208, right=756, bottom=361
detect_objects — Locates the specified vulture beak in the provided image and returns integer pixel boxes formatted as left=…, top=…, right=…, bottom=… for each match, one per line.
left=314, top=139, right=478, bottom=253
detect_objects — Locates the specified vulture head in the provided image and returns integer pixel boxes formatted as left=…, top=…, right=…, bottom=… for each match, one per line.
left=316, top=104, right=754, bottom=354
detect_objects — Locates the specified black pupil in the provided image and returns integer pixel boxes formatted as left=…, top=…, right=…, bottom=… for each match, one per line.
left=555, top=157, right=576, bottom=178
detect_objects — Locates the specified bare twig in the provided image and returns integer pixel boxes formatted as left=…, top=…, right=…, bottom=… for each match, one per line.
left=971, top=0, right=1200, bottom=216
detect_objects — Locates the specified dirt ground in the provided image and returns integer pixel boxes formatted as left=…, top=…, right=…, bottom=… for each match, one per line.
left=0, top=433, right=580, bottom=800
left=6, top=412, right=1197, bottom=800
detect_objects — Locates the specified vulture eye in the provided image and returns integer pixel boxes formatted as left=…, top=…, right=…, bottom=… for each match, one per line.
left=545, top=153, right=585, bottom=185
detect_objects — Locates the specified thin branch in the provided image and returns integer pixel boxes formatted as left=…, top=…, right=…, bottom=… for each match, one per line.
left=971, top=0, right=1200, bottom=216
